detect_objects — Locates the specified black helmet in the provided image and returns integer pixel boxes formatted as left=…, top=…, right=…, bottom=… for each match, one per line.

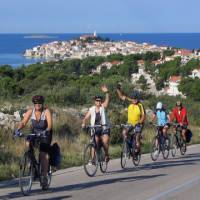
left=94, top=95, right=103, bottom=101
left=130, top=91, right=139, bottom=100
left=32, top=95, right=45, bottom=104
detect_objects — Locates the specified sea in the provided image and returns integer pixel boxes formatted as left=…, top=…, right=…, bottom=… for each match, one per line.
left=0, top=33, right=200, bottom=67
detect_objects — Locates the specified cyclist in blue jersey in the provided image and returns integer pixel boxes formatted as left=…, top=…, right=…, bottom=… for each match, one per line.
left=152, top=102, right=170, bottom=138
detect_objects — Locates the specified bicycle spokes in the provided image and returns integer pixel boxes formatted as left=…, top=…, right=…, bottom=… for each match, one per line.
left=83, top=144, right=98, bottom=177
left=19, top=153, right=33, bottom=196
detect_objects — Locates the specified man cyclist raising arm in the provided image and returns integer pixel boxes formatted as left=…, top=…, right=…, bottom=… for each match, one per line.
left=117, top=85, right=146, bottom=153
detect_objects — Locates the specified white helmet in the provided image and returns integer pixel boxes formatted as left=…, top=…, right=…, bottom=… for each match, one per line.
left=156, top=102, right=162, bottom=110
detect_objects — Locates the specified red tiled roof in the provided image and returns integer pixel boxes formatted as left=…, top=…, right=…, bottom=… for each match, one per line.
left=111, top=60, right=121, bottom=65
left=152, top=60, right=161, bottom=65
left=176, top=49, right=192, bottom=56
left=169, top=76, right=182, bottom=82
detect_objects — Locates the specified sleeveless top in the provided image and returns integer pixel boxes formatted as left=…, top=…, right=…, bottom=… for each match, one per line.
left=31, top=108, right=48, bottom=134
left=95, top=111, right=101, bottom=125
left=89, top=106, right=110, bottom=130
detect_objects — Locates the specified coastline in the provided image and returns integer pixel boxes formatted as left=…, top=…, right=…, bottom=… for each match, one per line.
left=1, top=33, right=200, bottom=67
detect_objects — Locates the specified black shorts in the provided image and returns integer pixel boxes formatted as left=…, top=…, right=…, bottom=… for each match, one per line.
left=126, top=124, right=143, bottom=137
left=94, top=127, right=110, bottom=136
left=28, top=133, right=52, bottom=153
left=40, top=133, right=52, bottom=153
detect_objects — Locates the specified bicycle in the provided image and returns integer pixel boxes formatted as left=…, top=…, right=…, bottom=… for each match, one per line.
left=83, top=125, right=108, bottom=177
left=119, top=124, right=141, bottom=169
left=14, top=131, right=52, bottom=196
left=150, top=123, right=170, bottom=161
left=171, top=123, right=187, bottom=157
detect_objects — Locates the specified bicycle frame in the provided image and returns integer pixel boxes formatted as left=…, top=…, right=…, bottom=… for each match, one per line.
left=17, top=132, right=52, bottom=195
left=83, top=125, right=108, bottom=177
left=88, top=126, right=106, bottom=161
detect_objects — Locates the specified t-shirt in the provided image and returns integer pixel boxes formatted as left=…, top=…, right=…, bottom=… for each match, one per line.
left=172, top=106, right=188, bottom=125
left=155, top=109, right=168, bottom=126
left=127, top=103, right=145, bottom=126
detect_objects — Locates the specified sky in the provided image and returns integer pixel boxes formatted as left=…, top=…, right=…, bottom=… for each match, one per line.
left=1, top=0, right=200, bottom=33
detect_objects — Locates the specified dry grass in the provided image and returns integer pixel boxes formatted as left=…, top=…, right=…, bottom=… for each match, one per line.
left=0, top=110, right=200, bottom=181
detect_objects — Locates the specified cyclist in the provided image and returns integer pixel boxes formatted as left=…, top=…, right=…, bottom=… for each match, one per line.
left=152, top=102, right=170, bottom=138
left=14, top=95, right=52, bottom=189
left=117, top=86, right=146, bottom=154
left=82, top=85, right=110, bottom=162
left=171, top=101, right=188, bottom=142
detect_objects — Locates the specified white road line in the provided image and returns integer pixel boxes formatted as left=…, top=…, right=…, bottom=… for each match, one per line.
left=147, top=176, right=200, bottom=200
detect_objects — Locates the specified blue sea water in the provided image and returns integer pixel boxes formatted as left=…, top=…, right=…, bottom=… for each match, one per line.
left=0, top=33, right=200, bottom=67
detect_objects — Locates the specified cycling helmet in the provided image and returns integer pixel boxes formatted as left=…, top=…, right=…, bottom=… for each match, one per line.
left=176, top=101, right=182, bottom=107
left=156, top=102, right=162, bottom=110
left=94, top=95, right=103, bottom=101
left=130, top=91, right=139, bottom=100
left=32, top=95, right=45, bottom=104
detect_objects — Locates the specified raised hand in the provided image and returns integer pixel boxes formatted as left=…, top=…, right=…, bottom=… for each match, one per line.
left=101, top=85, right=108, bottom=93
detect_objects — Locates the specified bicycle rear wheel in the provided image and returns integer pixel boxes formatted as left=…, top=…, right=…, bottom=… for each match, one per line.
left=121, top=140, right=129, bottom=169
left=19, top=152, right=33, bottom=196
left=162, top=137, right=170, bottom=159
left=83, top=143, right=98, bottom=177
left=99, top=147, right=108, bottom=173
left=171, top=135, right=177, bottom=157
left=150, top=136, right=160, bottom=161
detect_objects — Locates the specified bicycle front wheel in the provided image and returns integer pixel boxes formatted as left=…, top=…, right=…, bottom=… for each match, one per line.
left=83, top=143, right=98, bottom=177
left=121, top=140, right=129, bottom=169
left=150, top=136, right=160, bottom=161
left=171, top=135, right=177, bottom=157
left=162, top=137, right=170, bottom=159
left=180, top=140, right=187, bottom=155
left=19, top=152, right=33, bottom=196
left=99, top=147, right=108, bottom=173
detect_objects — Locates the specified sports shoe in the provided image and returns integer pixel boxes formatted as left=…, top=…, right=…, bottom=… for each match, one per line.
left=88, top=158, right=96, bottom=165
left=154, top=148, right=159, bottom=157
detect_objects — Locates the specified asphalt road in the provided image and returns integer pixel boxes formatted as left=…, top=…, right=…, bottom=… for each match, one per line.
left=0, top=144, right=200, bottom=200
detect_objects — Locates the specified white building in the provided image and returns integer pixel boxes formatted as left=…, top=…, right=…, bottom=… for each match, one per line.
left=190, top=69, right=200, bottom=79
left=165, top=76, right=183, bottom=96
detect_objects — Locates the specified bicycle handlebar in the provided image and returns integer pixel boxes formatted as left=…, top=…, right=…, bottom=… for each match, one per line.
left=14, top=131, right=47, bottom=139
left=85, top=124, right=108, bottom=129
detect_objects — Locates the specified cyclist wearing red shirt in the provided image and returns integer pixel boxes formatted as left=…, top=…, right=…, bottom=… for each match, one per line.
left=171, top=101, right=188, bottom=141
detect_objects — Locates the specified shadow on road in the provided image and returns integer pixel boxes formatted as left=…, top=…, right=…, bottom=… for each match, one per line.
left=38, top=195, right=72, bottom=200
left=0, top=173, right=166, bottom=199
left=0, top=152, right=200, bottom=199
left=107, top=153, right=200, bottom=175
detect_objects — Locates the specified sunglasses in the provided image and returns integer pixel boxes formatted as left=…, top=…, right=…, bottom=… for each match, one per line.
left=34, top=103, right=42, bottom=105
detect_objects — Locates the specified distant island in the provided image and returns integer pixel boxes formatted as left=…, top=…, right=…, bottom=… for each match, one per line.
left=24, top=35, right=57, bottom=39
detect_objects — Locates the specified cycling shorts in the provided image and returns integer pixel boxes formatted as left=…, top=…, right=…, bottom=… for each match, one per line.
left=94, top=127, right=110, bottom=136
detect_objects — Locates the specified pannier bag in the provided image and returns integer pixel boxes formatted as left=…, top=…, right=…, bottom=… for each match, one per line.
left=49, top=142, right=61, bottom=167
left=186, top=129, right=193, bottom=143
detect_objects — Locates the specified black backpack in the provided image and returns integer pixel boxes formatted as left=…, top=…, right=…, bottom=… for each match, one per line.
left=49, top=142, right=61, bottom=167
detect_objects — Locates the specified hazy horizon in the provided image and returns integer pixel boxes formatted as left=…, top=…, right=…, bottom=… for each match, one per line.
left=1, top=0, right=200, bottom=33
